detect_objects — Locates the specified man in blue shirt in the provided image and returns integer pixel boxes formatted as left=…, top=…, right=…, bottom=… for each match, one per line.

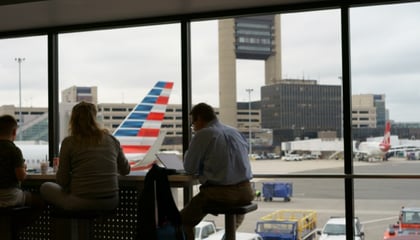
left=181, top=103, right=254, bottom=240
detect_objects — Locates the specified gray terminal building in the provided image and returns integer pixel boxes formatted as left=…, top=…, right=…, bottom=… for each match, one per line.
left=261, top=79, right=341, bottom=146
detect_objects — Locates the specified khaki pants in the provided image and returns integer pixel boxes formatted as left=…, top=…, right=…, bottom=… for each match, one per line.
left=0, top=188, right=26, bottom=207
left=180, top=182, right=255, bottom=240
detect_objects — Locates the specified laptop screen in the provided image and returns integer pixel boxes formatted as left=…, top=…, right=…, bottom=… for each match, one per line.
left=155, top=153, right=184, bottom=171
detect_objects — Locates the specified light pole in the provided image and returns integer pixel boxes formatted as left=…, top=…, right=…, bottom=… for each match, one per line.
left=338, top=76, right=343, bottom=140
left=246, top=88, right=253, bottom=155
left=15, top=57, right=25, bottom=140
left=301, top=126, right=305, bottom=140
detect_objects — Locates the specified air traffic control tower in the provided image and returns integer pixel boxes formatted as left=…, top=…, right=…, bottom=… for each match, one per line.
left=218, top=15, right=282, bottom=127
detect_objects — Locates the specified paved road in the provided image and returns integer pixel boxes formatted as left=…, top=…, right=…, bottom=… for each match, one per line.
left=187, top=158, right=420, bottom=239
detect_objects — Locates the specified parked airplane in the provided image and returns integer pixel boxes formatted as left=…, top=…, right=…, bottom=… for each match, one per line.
left=17, top=81, right=174, bottom=171
left=354, top=121, right=391, bottom=161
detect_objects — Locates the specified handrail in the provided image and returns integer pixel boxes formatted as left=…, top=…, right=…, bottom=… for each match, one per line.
left=253, top=173, right=420, bottom=179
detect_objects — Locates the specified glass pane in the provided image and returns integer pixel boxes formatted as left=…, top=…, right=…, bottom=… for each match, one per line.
left=203, top=176, right=345, bottom=238
left=191, top=20, right=219, bottom=106
left=191, top=10, right=343, bottom=173
left=59, top=24, right=181, bottom=169
left=356, top=179, right=420, bottom=239
left=191, top=11, right=346, bottom=238
left=0, top=36, right=48, bottom=168
left=351, top=2, right=420, bottom=172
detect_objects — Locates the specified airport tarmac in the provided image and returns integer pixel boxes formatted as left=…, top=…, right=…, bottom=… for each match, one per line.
left=182, top=157, right=419, bottom=240
left=249, top=157, right=395, bottom=174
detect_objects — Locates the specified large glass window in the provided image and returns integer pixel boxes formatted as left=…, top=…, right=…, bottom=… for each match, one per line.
left=2, top=2, right=420, bottom=239
left=191, top=9, right=344, bottom=235
left=0, top=36, right=48, bottom=168
left=351, top=2, right=420, bottom=239
left=192, top=10, right=342, bottom=168
left=58, top=24, right=182, bottom=167
left=351, top=3, right=420, bottom=168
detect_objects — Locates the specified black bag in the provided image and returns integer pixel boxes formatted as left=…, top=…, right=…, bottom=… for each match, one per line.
left=137, top=164, right=185, bottom=240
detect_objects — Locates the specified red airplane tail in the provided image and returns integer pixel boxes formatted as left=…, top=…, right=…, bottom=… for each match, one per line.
left=380, top=121, right=391, bottom=152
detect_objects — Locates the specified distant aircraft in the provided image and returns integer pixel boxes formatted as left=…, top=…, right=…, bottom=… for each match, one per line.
left=354, top=121, right=391, bottom=161
left=387, top=145, right=420, bottom=159
left=17, top=81, right=174, bottom=171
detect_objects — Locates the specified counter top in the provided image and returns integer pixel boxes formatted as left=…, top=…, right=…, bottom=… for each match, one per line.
left=25, top=170, right=198, bottom=185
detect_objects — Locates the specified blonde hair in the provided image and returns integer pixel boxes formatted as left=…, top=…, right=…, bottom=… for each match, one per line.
left=68, top=101, right=108, bottom=147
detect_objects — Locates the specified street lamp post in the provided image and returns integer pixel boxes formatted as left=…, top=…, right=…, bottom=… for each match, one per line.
left=338, top=76, right=343, bottom=140
left=15, top=57, right=25, bottom=141
left=246, top=88, right=253, bottom=155
left=301, top=126, right=305, bottom=140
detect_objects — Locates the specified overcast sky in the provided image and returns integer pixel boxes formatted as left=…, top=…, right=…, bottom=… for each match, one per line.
left=1, top=2, right=420, bottom=122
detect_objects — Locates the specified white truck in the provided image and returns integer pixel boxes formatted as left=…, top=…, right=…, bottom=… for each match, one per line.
left=194, top=220, right=221, bottom=240
left=207, top=230, right=263, bottom=240
left=317, top=217, right=365, bottom=240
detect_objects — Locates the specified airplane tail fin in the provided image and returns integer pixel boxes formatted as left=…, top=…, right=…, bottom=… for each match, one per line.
left=113, top=81, right=173, bottom=170
left=129, top=131, right=166, bottom=171
left=380, top=121, right=391, bottom=151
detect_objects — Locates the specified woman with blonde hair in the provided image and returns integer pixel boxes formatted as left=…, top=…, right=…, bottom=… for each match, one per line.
left=40, top=101, right=130, bottom=210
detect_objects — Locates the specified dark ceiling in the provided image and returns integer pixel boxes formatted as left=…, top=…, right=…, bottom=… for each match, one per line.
left=0, top=0, right=316, bottom=33
left=0, top=0, right=411, bottom=35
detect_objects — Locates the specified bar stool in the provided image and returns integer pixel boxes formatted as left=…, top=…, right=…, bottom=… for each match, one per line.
left=50, top=208, right=116, bottom=240
left=0, top=206, right=32, bottom=240
left=203, top=203, right=258, bottom=240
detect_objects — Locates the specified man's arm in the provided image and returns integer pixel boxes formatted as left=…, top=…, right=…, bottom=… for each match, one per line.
left=15, top=166, right=27, bottom=181
left=15, top=148, right=27, bottom=181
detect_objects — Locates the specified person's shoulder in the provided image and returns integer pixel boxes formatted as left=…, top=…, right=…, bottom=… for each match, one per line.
left=2, top=140, right=21, bottom=150
left=196, top=126, right=218, bottom=137
left=4, top=141, right=23, bottom=158
left=104, top=134, right=121, bottom=145
left=61, top=136, right=74, bottom=143
left=105, top=133, right=118, bottom=141
left=220, top=122, right=240, bottom=133
left=0, top=139, right=14, bottom=145
left=61, top=136, right=80, bottom=149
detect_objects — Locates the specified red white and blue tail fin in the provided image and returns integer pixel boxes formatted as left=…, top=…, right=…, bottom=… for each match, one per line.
left=113, top=81, right=173, bottom=171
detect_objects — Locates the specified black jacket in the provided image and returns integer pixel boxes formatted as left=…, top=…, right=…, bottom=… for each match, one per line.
left=137, top=164, right=184, bottom=240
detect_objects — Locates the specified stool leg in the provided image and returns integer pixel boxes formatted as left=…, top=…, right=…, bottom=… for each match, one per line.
left=77, top=219, right=92, bottom=240
left=52, top=218, right=93, bottom=240
left=225, top=214, right=236, bottom=240
left=52, top=218, right=73, bottom=240
left=0, top=216, right=13, bottom=240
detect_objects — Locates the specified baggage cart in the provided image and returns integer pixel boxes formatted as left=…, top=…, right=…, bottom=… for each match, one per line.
left=262, top=182, right=293, bottom=202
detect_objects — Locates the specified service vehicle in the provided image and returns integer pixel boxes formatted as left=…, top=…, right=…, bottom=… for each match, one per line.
left=384, top=207, right=420, bottom=239
left=194, top=220, right=221, bottom=240
left=282, top=154, right=302, bottom=161
left=206, top=231, right=263, bottom=240
left=317, top=217, right=364, bottom=240
left=255, top=209, right=317, bottom=240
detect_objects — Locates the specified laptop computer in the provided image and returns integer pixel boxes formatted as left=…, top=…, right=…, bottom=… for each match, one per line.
left=155, top=153, right=186, bottom=174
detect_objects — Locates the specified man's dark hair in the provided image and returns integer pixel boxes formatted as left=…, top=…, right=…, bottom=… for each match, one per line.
left=190, top=103, right=217, bottom=122
left=0, top=114, right=18, bottom=136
